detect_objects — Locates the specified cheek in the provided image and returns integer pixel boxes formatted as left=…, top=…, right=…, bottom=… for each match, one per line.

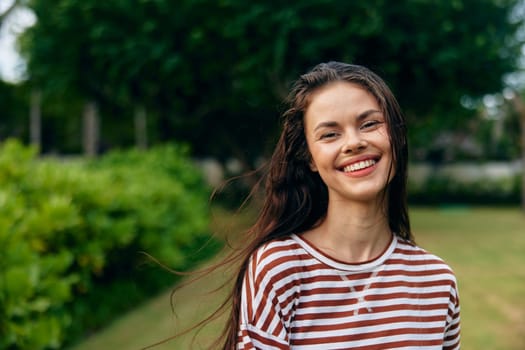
left=375, top=126, right=391, bottom=143
left=305, top=142, right=319, bottom=172
left=372, top=129, right=393, bottom=155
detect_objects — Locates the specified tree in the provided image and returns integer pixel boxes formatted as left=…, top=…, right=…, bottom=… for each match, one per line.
left=20, top=0, right=524, bottom=165
left=21, top=0, right=107, bottom=155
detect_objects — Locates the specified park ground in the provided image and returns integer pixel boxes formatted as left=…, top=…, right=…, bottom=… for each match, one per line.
left=71, top=206, right=525, bottom=350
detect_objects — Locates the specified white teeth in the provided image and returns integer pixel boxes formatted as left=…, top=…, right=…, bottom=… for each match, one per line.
left=343, top=159, right=376, bottom=172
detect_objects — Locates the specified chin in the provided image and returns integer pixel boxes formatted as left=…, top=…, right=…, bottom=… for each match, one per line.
left=331, top=188, right=386, bottom=204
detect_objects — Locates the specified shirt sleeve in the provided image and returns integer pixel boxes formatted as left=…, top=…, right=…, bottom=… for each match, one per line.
left=236, top=250, right=290, bottom=350
left=443, top=280, right=461, bottom=350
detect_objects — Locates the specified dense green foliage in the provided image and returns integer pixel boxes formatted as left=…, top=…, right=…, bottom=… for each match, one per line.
left=0, top=140, right=216, bottom=349
left=408, top=173, right=521, bottom=205
left=16, top=0, right=523, bottom=162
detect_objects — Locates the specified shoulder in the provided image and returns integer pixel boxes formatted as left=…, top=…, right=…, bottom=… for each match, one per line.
left=249, top=236, right=306, bottom=272
left=392, top=238, right=459, bottom=288
left=394, top=238, right=453, bottom=267
left=246, top=236, right=310, bottom=287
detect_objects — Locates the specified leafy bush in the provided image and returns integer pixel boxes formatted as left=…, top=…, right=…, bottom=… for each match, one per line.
left=408, top=173, right=521, bottom=205
left=0, top=140, right=217, bottom=349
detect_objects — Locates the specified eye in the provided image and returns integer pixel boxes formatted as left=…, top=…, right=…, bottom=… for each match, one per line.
left=319, top=131, right=339, bottom=140
left=360, top=120, right=382, bottom=130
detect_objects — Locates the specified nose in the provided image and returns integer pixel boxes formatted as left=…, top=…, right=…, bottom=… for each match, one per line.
left=341, top=133, right=367, bottom=154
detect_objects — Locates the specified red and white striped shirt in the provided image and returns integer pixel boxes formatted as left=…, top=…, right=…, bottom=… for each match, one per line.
left=237, top=234, right=460, bottom=349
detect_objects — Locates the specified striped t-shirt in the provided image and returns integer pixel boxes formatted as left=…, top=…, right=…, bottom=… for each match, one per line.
left=237, top=234, right=460, bottom=349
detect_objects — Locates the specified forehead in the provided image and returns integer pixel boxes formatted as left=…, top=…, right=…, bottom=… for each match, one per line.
left=304, top=81, right=381, bottom=122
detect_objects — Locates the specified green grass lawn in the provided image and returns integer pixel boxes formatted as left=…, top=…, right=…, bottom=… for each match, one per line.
left=70, top=206, right=525, bottom=350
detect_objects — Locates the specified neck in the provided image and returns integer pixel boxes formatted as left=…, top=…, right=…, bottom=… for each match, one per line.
left=303, top=199, right=391, bottom=263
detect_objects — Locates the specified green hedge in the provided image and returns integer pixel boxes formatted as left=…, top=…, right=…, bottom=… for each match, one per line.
left=0, top=140, right=217, bottom=349
left=408, top=173, right=521, bottom=205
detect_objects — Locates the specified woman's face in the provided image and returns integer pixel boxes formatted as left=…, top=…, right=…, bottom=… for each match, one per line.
left=303, top=81, right=393, bottom=205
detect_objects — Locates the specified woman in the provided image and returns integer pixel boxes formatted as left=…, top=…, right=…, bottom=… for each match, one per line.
left=222, top=62, right=460, bottom=349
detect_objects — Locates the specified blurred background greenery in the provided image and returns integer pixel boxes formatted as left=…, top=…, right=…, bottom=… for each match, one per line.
left=0, top=0, right=524, bottom=349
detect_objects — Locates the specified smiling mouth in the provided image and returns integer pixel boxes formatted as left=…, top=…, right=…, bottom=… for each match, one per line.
left=342, top=159, right=377, bottom=173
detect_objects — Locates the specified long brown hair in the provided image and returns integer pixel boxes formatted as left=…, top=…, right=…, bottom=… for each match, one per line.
left=218, top=61, right=412, bottom=349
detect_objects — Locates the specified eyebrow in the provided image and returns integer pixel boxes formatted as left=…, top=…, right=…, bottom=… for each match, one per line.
left=313, top=109, right=383, bottom=132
